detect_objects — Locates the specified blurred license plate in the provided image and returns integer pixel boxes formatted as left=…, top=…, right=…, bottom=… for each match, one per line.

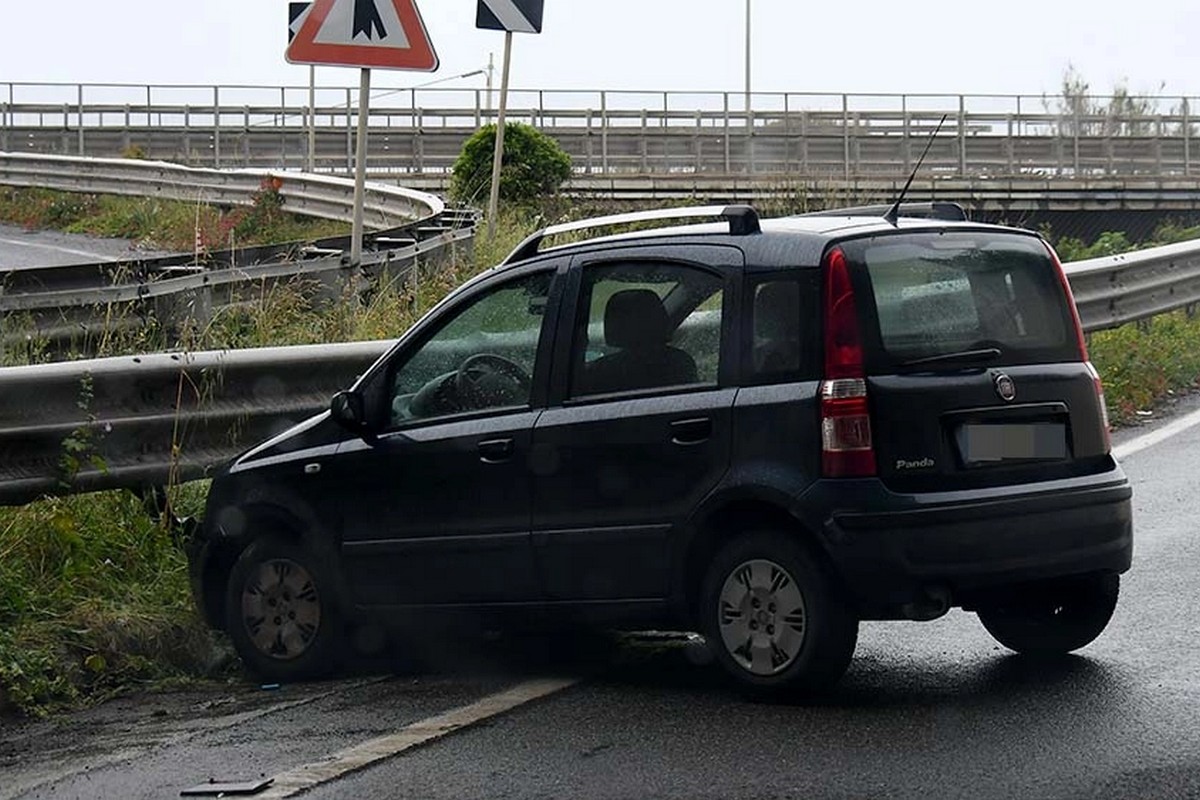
left=958, top=423, right=1066, bottom=464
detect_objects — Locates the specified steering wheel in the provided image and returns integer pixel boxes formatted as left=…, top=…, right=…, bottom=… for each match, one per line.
left=454, top=353, right=531, bottom=410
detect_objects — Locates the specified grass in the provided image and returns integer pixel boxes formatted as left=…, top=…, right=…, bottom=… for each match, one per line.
left=0, top=185, right=348, bottom=253
left=0, top=204, right=533, bottom=717
left=1, top=193, right=1199, bottom=716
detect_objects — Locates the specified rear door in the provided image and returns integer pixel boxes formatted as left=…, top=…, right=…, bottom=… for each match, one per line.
left=530, top=244, right=741, bottom=602
left=838, top=230, right=1110, bottom=493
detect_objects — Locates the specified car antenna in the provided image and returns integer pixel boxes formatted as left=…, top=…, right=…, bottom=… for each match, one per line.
left=884, top=114, right=948, bottom=227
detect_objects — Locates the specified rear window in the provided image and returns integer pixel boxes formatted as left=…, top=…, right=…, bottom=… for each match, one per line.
left=840, top=232, right=1077, bottom=371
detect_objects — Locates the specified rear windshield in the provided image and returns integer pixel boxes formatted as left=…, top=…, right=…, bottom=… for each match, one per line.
left=840, top=231, right=1077, bottom=371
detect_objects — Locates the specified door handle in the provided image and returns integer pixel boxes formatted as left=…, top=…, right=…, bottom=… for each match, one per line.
left=670, top=417, right=713, bottom=445
left=478, top=438, right=516, bottom=464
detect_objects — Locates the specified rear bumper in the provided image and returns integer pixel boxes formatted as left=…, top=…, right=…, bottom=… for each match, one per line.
left=797, top=464, right=1133, bottom=615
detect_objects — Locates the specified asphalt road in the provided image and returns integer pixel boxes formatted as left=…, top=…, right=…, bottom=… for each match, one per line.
left=2, top=401, right=1199, bottom=800
left=0, top=224, right=161, bottom=269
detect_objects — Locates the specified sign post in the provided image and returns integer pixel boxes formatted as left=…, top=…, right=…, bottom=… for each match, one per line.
left=476, top=0, right=545, bottom=242
left=287, top=0, right=439, bottom=265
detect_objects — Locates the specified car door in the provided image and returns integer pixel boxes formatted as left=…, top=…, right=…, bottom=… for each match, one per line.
left=335, top=263, right=564, bottom=608
left=531, top=245, right=742, bottom=602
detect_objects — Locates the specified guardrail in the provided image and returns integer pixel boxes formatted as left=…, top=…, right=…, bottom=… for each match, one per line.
left=2, top=83, right=1197, bottom=179
left=0, top=152, right=444, bottom=228
left=2, top=232, right=1198, bottom=508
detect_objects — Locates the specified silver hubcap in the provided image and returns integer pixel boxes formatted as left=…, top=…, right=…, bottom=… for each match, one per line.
left=717, top=558, right=807, bottom=676
left=241, top=558, right=321, bottom=661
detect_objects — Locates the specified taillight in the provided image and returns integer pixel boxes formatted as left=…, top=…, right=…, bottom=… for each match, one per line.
left=1047, top=242, right=1111, bottom=452
left=1045, top=242, right=1090, bottom=361
left=821, top=247, right=876, bottom=477
left=1087, top=361, right=1113, bottom=453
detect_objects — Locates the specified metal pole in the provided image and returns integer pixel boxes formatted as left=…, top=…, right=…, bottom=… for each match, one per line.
left=308, top=66, right=317, bottom=172
left=744, top=0, right=752, bottom=113
left=486, top=31, right=514, bottom=243
left=351, top=68, right=371, bottom=266
left=486, top=52, right=495, bottom=113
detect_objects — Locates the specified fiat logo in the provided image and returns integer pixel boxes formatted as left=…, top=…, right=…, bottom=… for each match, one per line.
left=994, top=373, right=1017, bottom=402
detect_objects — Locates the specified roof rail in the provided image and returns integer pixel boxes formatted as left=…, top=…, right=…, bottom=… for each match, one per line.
left=801, top=201, right=967, bottom=222
left=502, top=205, right=760, bottom=265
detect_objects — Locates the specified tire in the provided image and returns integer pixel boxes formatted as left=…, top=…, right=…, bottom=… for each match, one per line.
left=977, top=573, right=1119, bottom=656
left=224, top=536, right=345, bottom=682
left=699, top=530, right=858, bottom=696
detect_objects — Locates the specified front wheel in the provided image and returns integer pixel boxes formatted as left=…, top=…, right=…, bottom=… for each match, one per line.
left=977, top=573, right=1119, bottom=656
left=699, top=531, right=858, bottom=696
left=225, top=536, right=345, bottom=682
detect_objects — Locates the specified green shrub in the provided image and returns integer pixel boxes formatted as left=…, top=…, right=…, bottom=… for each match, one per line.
left=449, top=122, right=572, bottom=206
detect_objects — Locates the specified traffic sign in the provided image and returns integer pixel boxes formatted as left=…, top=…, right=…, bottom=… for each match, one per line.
left=286, top=0, right=439, bottom=71
left=288, top=2, right=311, bottom=43
left=476, top=0, right=544, bottom=34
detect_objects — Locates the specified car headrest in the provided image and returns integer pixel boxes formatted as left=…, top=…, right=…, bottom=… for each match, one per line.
left=604, top=288, right=670, bottom=349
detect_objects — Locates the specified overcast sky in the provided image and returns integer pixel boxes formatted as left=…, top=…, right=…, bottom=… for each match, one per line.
left=2, top=1, right=1199, bottom=100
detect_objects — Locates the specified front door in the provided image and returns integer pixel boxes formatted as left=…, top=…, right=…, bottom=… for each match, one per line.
left=337, top=267, right=560, bottom=608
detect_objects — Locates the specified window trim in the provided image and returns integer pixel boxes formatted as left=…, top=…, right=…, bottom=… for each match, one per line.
left=375, top=264, right=564, bottom=432
left=560, top=257, right=732, bottom=402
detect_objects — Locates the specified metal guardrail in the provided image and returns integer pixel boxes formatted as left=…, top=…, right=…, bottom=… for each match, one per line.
left=0, top=152, right=444, bottom=228
left=2, top=83, right=1197, bottom=180
left=2, top=234, right=1198, bottom=507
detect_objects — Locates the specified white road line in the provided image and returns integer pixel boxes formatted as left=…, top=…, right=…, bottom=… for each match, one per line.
left=258, top=677, right=579, bottom=799
left=1, top=677, right=390, bottom=800
left=0, top=236, right=113, bottom=261
left=1113, top=404, right=1200, bottom=462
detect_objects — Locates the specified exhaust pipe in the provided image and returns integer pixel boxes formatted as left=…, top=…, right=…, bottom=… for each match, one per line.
left=902, top=585, right=951, bottom=621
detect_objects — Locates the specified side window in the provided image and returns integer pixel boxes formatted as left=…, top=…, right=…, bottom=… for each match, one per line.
left=746, top=276, right=819, bottom=383
left=570, top=261, right=724, bottom=398
left=388, top=272, right=552, bottom=425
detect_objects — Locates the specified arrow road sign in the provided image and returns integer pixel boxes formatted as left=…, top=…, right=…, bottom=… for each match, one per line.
left=286, top=0, right=439, bottom=71
left=476, top=0, right=544, bottom=34
left=289, top=2, right=311, bottom=43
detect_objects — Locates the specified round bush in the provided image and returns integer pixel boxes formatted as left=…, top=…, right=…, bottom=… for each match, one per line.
left=450, top=122, right=572, bottom=206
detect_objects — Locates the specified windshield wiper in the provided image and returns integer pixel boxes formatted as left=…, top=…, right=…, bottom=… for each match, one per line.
left=898, top=347, right=1002, bottom=370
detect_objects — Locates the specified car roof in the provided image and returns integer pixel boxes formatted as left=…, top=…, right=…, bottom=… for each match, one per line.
left=498, top=207, right=1039, bottom=274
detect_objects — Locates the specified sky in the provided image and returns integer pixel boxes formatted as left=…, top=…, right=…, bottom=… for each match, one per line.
left=2, top=1, right=1199, bottom=101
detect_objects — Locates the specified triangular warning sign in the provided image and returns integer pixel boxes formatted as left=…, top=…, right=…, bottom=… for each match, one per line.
left=286, top=0, right=439, bottom=71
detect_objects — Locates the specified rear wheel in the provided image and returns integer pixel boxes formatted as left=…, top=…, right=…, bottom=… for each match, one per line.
left=977, top=573, right=1119, bottom=656
left=699, top=531, right=858, bottom=696
left=225, top=536, right=345, bottom=682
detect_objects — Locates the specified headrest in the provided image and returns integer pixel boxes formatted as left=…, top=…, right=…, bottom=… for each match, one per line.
left=755, top=281, right=800, bottom=338
left=604, top=289, right=670, bottom=348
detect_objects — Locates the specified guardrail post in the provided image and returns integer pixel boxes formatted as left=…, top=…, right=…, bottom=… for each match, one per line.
left=723, top=93, right=731, bottom=174
left=243, top=106, right=251, bottom=166
left=693, top=109, right=702, bottom=174
left=800, top=110, right=808, bottom=175
left=1072, top=105, right=1080, bottom=175
left=183, top=105, right=191, bottom=163
left=902, top=96, right=911, bottom=173
left=61, top=103, right=70, bottom=153
left=1006, top=114, right=1014, bottom=175
left=601, top=91, right=609, bottom=174
left=640, top=109, right=648, bottom=173
left=1185, top=98, right=1192, bottom=177
left=213, top=87, right=221, bottom=168
left=585, top=109, right=594, bottom=173
left=842, top=94, right=850, bottom=181
left=1156, top=115, right=1164, bottom=175
left=958, top=95, right=966, bottom=176
left=416, top=107, right=425, bottom=174
left=123, top=105, right=131, bottom=154
left=76, top=84, right=84, bottom=156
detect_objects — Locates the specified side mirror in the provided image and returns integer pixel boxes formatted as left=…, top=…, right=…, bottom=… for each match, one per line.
left=330, top=390, right=370, bottom=437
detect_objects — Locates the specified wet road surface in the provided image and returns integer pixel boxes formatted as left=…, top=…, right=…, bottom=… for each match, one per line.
left=2, top=401, right=1199, bottom=799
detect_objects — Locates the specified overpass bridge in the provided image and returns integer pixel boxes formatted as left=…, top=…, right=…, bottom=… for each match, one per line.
left=4, top=82, right=1200, bottom=238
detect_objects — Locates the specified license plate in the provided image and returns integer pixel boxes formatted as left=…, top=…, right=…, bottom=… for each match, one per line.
left=957, top=423, right=1067, bottom=464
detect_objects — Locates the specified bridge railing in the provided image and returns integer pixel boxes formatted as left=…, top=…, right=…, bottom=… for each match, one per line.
left=2, top=83, right=1196, bottom=179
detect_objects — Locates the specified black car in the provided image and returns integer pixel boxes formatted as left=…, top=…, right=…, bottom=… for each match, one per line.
left=191, top=203, right=1133, bottom=694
